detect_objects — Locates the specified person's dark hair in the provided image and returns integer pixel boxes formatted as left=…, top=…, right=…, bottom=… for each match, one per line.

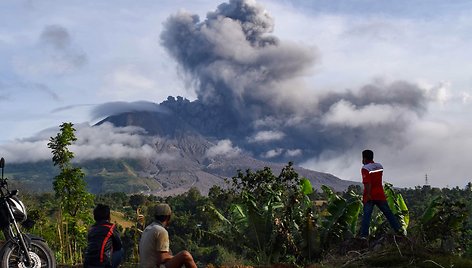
left=362, top=150, right=374, bottom=161
left=93, top=204, right=110, bottom=222
left=154, top=215, right=171, bottom=222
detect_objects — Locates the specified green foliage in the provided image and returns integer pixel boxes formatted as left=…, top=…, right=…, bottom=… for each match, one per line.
left=10, top=156, right=472, bottom=267
left=320, top=185, right=362, bottom=246
left=384, top=183, right=409, bottom=231
left=207, top=163, right=321, bottom=265
left=129, top=194, right=147, bottom=211
left=47, top=122, right=94, bottom=265
left=48, top=123, right=93, bottom=218
left=300, top=178, right=314, bottom=195
left=5, top=159, right=156, bottom=194
left=53, top=168, right=91, bottom=217
left=420, top=195, right=469, bottom=252
left=48, top=122, right=76, bottom=169
left=94, top=192, right=129, bottom=210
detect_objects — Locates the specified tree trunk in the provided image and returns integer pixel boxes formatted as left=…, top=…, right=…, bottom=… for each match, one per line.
left=57, top=209, right=64, bottom=264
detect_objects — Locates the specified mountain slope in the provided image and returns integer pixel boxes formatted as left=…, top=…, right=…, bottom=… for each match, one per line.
left=7, top=101, right=360, bottom=195
left=6, top=133, right=357, bottom=195
left=97, top=108, right=359, bottom=194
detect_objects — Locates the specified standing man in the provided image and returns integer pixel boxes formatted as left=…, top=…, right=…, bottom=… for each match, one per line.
left=360, top=149, right=404, bottom=238
left=139, top=203, right=197, bottom=268
left=84, top=204, right=123, bottom=268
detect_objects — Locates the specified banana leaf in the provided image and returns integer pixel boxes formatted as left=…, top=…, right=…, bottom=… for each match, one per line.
left=421, top=196, right=441, bottom=223
left=345, top=191, right=362, bottom=234
left=397, top=193, right=409, bottom=226
left=300, top=178, right=313, bottom=195
left=206, top=204, right=232, bottom=224
left=320, top=186, right=362, bottom=243
left=384, top=183, right=409, bottom=229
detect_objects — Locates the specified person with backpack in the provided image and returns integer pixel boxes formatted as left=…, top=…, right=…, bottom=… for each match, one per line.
left=84, top=204, right=123, bottom=268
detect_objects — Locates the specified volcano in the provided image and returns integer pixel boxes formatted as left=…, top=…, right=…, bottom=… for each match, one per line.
left=95, top=97, right=359, bottom=195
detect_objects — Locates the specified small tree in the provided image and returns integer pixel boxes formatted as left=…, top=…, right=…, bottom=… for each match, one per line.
left=48, top=122, right=93, bottom=264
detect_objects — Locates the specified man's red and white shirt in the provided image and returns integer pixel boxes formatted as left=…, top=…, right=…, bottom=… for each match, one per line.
left=361, top=161, right=386, bottom=203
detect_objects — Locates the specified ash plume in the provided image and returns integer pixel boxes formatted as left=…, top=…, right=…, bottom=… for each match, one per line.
left=159, top=0, right=430, bottom=161
left=160, top=0, right=316, bottom=119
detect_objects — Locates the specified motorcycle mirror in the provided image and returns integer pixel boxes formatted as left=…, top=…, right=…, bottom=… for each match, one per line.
left=0, top=158, right=4, bottom=180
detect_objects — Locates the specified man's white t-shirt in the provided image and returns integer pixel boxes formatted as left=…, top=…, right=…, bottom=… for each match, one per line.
left=139, top=222, right=170, bottom=268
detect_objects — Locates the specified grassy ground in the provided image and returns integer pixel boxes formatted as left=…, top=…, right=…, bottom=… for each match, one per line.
left=322, top=249, right=472, bottom=267
left=110, top=210, right=135, bottom=229
left=320, top=236, right=472, bottom=268
left=54, top=235, right=472, bottom=268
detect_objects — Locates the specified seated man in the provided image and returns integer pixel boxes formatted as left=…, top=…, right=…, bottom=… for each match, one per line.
left=139, top=203, right=197, bottom=268
left=84, top=204, right=123, bottom=268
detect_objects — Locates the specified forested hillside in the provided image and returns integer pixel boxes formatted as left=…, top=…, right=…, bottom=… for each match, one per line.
left=7, top=164, right=472, bottom=267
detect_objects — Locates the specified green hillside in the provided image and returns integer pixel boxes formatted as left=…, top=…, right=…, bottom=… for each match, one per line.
left=5, top=159, right=161, bottom=194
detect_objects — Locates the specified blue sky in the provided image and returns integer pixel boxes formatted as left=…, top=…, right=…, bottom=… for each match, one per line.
left=1, top=0, right=471, bottom=187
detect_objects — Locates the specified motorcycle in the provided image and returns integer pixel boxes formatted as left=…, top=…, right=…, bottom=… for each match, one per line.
left=0, top=157, right=56, bottom=268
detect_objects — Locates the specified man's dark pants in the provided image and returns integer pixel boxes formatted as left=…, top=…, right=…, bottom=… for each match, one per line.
left=360, top=200, right=402, bottom=237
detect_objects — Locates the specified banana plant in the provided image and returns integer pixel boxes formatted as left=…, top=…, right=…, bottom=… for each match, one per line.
left=384, top=183, right=409, bottom=231
left=420, top=195, right=468, bottom=252
left=290, top=178, right=320, bottom=263
left=320, top=185, right=362, bottom=246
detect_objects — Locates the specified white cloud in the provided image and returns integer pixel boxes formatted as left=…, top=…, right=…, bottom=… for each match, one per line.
left=0, top=140, right=51, bottom=163
left=206, top=139, right=241, bottom=158
left=417, top=80, right=452, bottom=106
left=462, top=92, right=471, bottom=103
left=262, top=148, right=284, bottom=158
left=0, top=122, right=161, bottom=163
left=266, top=1, right=472, bottom=98
left=321, top=100, right=410, bottom=128
left=285, top=149, right=302, bottom=157
left=70, top=122, right=160, bottom=161
left=248, top=130, right=286, bottom=143
left=302, top=117, right=472, bottom=188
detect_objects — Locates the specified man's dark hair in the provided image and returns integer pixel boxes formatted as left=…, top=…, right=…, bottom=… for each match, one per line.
left=93, top=204, right=110, bottom=222
left=362, top=149, right=374, bottom=161
left=154, top=215, right=171, bottom=222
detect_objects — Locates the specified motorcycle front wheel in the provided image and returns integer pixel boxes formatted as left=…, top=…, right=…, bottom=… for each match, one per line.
left=1, top=239, right=56, bottom=268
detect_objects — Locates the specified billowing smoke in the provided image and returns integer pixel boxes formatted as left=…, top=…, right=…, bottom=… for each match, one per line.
left=160, top=0, right=316, bottom=119
left=159, top=0, right=429, bottom=161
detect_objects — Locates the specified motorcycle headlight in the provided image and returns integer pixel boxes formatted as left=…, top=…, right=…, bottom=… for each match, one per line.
left=8, top=196, right=27, bottom=222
